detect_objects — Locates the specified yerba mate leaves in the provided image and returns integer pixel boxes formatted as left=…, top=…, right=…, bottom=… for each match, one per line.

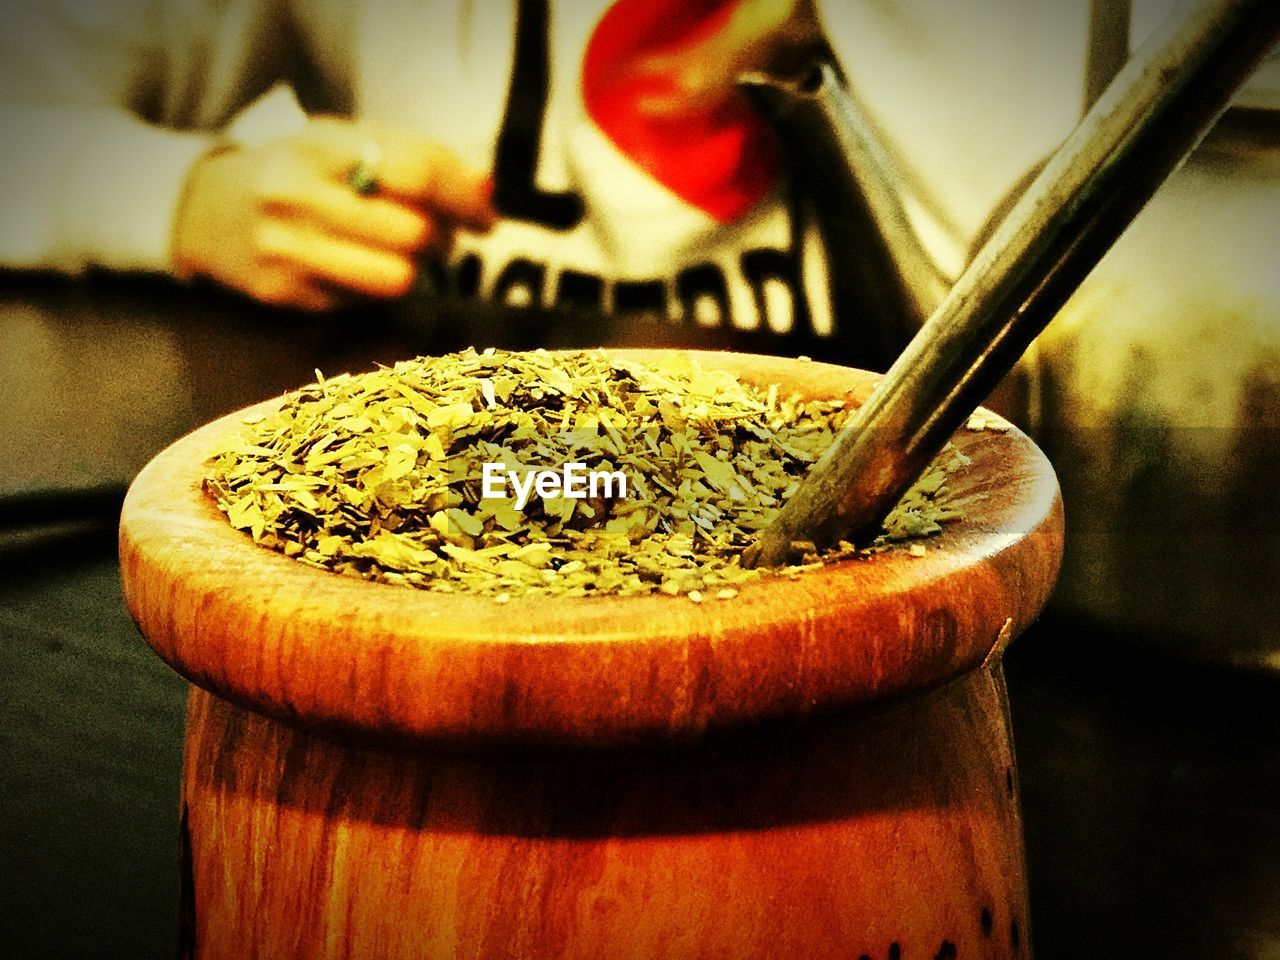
left=203, top=349, right=964, bottom=599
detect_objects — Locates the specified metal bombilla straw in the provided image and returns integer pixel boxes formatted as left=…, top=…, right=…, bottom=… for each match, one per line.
left=743, top=0, right=1280, bottom=569
left=739, top=60, right=950, bottom=372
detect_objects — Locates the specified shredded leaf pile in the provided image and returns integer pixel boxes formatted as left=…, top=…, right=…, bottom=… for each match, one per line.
left=203, top=349, right=967, bottom=599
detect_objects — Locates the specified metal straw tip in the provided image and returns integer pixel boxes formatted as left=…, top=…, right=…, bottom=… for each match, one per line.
left=736, top=61, right=833, bottom=99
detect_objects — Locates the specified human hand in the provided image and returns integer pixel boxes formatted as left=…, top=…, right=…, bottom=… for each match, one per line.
left=170, top=117, right=495, bottom=311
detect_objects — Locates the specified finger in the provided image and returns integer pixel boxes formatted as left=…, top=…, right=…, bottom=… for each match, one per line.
left=289, top=282, right=346, bottom=313
left=376, top=137, right=496, bottom=230
left=249, top=267, right=346, bottom=312
left=257, top=220, right=416, bottom=299
left=300, top=180, right=438, bottom=253
left=303, top=119, right=496, bottom=229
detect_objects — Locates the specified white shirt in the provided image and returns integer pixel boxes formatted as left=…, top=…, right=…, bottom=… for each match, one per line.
left=0, top=0, right=1106, bottom=341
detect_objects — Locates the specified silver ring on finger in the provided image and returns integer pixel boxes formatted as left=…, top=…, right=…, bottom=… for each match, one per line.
left=346, top=142, right=383, bottom=197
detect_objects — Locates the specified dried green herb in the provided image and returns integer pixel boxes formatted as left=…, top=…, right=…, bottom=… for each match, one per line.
left=203, top=349, right=967, bottom=599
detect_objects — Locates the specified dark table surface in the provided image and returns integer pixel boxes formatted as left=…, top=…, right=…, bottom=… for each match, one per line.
left=2, top=274, right=1278, bottom=960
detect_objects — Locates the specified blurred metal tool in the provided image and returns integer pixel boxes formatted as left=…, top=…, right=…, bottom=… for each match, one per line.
left=740, top=61, right=950, bottom=370
left=745, top=0, right=1280, bottom=568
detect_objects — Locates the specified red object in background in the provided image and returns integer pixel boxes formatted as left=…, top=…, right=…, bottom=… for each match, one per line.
left=582, top=0, right=783, bottom=223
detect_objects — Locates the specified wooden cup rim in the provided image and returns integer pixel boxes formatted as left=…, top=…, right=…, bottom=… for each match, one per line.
left=119, top=350, right=1063, bottom=746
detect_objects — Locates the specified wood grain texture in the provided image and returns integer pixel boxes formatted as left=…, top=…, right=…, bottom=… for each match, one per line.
left=119, top=351, right=1063, bottom=747
left=121, top=351, right=1060, bottom=958
left=182, top=666, right=1030, bottom=960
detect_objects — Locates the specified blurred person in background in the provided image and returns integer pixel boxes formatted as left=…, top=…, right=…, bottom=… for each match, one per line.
left=0, top=0, right=1092, bottom=349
